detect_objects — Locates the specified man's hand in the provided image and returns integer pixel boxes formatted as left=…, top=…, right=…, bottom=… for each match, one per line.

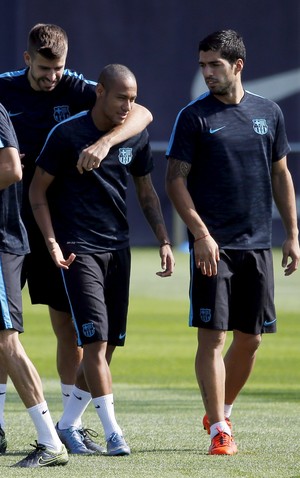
left=282, top=238, right=300, bottom=276
left=48, top=241, right=76, bottom=269
left=76, top=137, right=111, bottom=174
left=194, top=234, right=220, bottom=276
left=156, top=244, right=175, bottom=277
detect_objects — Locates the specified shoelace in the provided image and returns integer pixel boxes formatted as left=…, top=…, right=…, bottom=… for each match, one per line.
left=81, top=428, right=99, bottom=439
left=213, top=431, right=230, bottom=448
left=27, top=441, right=46, bottom=454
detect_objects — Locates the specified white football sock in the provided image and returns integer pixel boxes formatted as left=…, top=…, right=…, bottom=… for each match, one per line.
left=58, top=386, right=91, bottom=429
left=224, top=403, right=233, bottom=419
left=60, top=383, right=73, bottom=409
left=27, top=401, right=62, bottom=451
left=210, top=420, right=231, bottom=438
left=93, top=394, right=122, bottom=441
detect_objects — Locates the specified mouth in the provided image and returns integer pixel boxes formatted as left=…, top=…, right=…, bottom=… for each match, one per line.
left=206, top=79, right=217, bottom=87
left=41, top=79, right=57, bottom=88
left=118, top=113, right=128, bottom=121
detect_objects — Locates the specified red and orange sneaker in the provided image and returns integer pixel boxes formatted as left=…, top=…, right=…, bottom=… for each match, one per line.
left=208, top=429, right=237, bottom=455
left=202, top=414, right=233, bottom=435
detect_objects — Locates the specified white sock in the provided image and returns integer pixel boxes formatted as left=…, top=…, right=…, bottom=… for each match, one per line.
left=58, top=386, right=91, bottom=430
left=93, top=394, right=122, bottom=441
left=224, top=404, right=233, bottom=419
left=210, top=420, right=231, bottom=439
left=60, top=383, right=73, bottom=410
left=0, top=384, right=7, bottom=429
left=27, top=401, right=62, bottom=451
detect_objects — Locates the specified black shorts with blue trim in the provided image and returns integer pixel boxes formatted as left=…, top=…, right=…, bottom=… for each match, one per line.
left=61, top=247, right=131, bottom=346
left=21, top=221, right=71, bottom=313
left=189, top=248, right=276, bottom=334
left=0, top=252, right=24, bottom=333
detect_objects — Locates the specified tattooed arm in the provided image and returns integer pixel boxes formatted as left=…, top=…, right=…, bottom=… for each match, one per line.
left=133, top=173, right=175, bottom=277
left=165, top=157, right=219, bottom=275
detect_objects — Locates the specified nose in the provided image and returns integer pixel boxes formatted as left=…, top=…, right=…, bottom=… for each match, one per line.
left=122, top=99, right=132, bottom=112
left=45, top=70, right=58, bottom=82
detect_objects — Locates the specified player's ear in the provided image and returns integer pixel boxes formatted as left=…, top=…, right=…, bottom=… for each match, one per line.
left=235, top=58, right=244, bottom=74
left=96, top=82, right=105, bottom=97
left=23, top=51, right=31, bottom=66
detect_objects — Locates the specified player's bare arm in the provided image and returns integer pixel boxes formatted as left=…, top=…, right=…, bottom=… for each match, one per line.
left=166, top=157, right=219, bottom=276
left=0, top=147, right=22, bottom=189
left=29, top=166, right=76, bottom=268
left=133, top=173, right=175, bottom=277
left=272, top=157, right=300, bottom=275
left=77, top=104, right=153, bottom=174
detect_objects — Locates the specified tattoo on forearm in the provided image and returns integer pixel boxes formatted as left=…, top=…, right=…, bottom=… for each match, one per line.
left=166, top=158, right=191, bottom=181
left=136, top=175, right=165, bottom=236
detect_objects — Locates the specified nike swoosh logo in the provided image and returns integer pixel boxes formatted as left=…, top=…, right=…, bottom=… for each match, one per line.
left=0, top=392, right=6, bottom=395
left=95, top=405, right=100, bottom=409
left=8, top=112, right=23, bottom=117
left=119, top=332, right=126, bottom=340
left=42, top=410, right=48, bottom=415
left=38, top=455, right=63, bottom=466
left=73, top=393, right=82, bottom=400
left=263, top=319, right=277, bottom=327
left=209, top=126, right=226, bottom=134
left=62, top=393, right=70, bottom=397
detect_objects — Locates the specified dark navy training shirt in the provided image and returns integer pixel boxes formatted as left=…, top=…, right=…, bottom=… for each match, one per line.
left=0, top=103, right=29, bottom=255
left=0, top=68, right=96, bottom=222
left=166, top=91, right=290, bottom=249
left=36, top=111, right=153, bottom=253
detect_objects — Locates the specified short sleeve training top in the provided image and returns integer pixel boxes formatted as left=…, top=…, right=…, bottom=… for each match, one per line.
left=36, top=111, right=154, bottom=253
left=0, top=103, right=29, bottom=255
left=0, top=68, right=96, bottom=221
left=166, top=91, right=291, bottom=249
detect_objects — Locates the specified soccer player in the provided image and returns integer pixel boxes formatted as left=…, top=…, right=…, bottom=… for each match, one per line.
left=0, top=103, right=68, bottom=467
left=165, top=29, right=299, bottom=455
left=0, top=23, right=152, bottom=452
left=29, top=63, right=174, bottom=456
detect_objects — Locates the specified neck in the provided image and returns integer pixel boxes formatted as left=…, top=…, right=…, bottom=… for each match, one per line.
left=214, top=83, right=245, bottom=105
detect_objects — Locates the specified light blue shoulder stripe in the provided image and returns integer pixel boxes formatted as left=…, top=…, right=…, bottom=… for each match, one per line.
left=0, top=257, right=13, bottom=328
left=166, top=91, right=210, bottom=155
left=0, top=68, right=27, bottom=79
left=63, top=69, right=97, bottom=85
left=244, top=89, right=265, bottom=99
left=36, top=110, right=89, bottom=160
left=0, top=68, right=97, bottom=86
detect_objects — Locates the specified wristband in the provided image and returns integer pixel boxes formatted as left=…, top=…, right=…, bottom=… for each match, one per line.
left=160, top=242, right=172, bottom=248
left=194, top=234, right=209, bottom=243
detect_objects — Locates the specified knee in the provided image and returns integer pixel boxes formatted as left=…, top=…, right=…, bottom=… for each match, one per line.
left=235, top=332, right=261, bottom=355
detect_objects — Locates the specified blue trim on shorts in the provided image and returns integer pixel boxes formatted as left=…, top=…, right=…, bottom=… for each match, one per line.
left=188, top=250, right=194, bottom=327
left=61, top=269, right=82, bottom=346
left=0, top=257, right=12, bottom=328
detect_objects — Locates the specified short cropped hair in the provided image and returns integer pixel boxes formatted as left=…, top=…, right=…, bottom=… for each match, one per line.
left=199, top=29, right=246, bottom=64
left=27, top=23, right=68, bottom=59
left=98, top=64, right=136, bottom=91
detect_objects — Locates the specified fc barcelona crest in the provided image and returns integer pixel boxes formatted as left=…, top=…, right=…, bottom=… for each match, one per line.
left=252, top=119, right=268, bottom=135
left=53, top=105, right=71, bottom=123
left=82, top=322, right=96, bottom=338
left=118, top=147, right=133, bottom=165
left=200, top=308, right=211, bottom=323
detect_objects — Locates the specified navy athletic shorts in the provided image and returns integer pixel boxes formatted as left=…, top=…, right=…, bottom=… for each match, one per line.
left=0, top=253, right=24, bottom=332
left=61, top=248, right=131, bottom=346
left=21, top=222, right=71, bottom=313
left=189, top=248, right=277, bottom=334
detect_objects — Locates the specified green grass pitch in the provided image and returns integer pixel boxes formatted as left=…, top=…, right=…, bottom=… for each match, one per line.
left=2, top=248, right=300, bottom=477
